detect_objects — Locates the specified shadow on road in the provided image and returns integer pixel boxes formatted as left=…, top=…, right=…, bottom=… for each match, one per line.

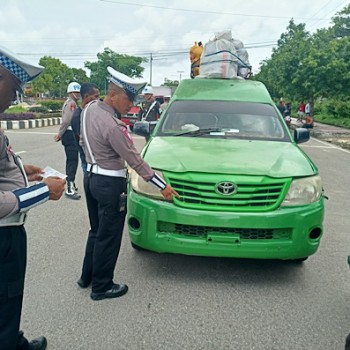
left=129, top=247, right=307, bottom=287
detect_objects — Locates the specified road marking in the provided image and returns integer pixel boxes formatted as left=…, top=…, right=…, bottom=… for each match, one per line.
left=5, top=131, right=56, bottom=135
left=5, top=130, right=144, bottom=139
left=303, top=137, right=350, bottom=154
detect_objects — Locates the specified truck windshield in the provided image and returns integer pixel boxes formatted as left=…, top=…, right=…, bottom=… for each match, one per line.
left=156, top=100, right=289, bottom=141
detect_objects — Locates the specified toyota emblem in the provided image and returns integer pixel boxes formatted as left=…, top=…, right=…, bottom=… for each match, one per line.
left=215, top=182, right=237, bottom=196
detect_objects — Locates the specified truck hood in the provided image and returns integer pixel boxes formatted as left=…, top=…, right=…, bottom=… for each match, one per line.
left=142, top=137, right=316, bottom=178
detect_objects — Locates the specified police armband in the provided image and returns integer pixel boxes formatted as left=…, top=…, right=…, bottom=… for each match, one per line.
left=13, top=183, right=50, bottom=213
left=148, top=172, right=167, bottom=190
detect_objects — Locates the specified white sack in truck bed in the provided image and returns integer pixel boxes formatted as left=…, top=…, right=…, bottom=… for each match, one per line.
left=198, top=30, right=251, bottom=79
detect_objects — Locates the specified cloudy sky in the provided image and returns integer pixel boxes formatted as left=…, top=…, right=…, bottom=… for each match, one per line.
left=0, top=0, right=347, bottom=86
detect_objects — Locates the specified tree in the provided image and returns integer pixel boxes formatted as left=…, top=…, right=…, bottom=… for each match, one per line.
left=292, top=5, right=350, bottom=99
left=32, top=56, right=73, bottom=98
left=161, top=78, right=179, bottom=87
left=85, top=47, right=147, bottom=94
left=331, top=4, right=350, bottom=38
left=299, top=36, right=350, bottom=98
left=254, top=4, right=350, bottom=103
left=254, top=20, right=311, bottom=101
left=72, top=68, right=88, bottom=84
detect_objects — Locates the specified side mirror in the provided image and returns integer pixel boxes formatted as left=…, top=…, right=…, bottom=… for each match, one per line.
left=133, top=121, right=150, bottom=137
left=294, top=127, right=310, bottom=144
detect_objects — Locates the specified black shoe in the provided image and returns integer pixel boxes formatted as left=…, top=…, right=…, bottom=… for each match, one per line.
left=29, top=336, right=47, bottom=350
left=90, top=283, right=128, bottom=301
left=77, top=278, right=90, bottom=289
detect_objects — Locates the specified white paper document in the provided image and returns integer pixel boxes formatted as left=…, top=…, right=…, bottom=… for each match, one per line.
left=42, top=166, right=67, bottom=179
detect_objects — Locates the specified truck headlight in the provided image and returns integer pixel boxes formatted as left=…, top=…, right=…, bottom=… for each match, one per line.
left=129, top=169, right=165, bottom=200
left=282, top=175, right=323, bottom=206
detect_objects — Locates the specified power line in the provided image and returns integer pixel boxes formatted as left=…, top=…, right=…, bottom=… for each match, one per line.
left=99, top=0, right=328, bottom=20
left=304, top=0, right=334, bottom=24
left=307, top=0, right=349, bottom=32
left=18, top=42, right=277, bottom=61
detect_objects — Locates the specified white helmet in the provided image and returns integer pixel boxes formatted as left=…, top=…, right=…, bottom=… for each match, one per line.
left=142, top=86, right=154, bottom=95
left=67, top=82, right=81, bottom=93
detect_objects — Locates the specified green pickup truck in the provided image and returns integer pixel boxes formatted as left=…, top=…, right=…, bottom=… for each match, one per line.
left=128, top=78, right=324, bottom=262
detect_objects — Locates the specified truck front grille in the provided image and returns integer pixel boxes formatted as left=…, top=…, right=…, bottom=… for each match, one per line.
left=158, top=222, right=292, bottom=240
left=168, top=176, right=287, bottom=212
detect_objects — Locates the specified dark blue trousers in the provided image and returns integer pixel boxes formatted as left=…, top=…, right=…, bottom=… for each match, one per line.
left=80, top=173, right=127, bottom=293
left=61, top=130, right=79, bottom=182
left=0, top=226, right=29, bottom=350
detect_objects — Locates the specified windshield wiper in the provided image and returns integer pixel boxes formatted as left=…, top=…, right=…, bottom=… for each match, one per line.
left=173, top=128, right=222, bottom=137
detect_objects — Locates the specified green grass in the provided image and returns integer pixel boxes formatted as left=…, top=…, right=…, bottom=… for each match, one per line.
left=4, top=106, right=28, bottom=113
left=314, top=115, right=350, bottom=129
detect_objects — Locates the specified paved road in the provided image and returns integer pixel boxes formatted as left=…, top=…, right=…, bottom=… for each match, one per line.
left=5, top=126, right=350, bottom=350
left=293, top=118, right=350, bottom=149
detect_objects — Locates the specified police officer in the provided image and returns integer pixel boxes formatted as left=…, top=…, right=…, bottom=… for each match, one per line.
left=54, top=81, right=81, bottom=199
left=160, top=95, right=171, bottom=114
left=0, top=46, right=65, bottom=350
left=78, top=66, right=179, bottom=301
left=138, top=85, right=161, bottom=141
left=71, top=82, right=100, bottom=174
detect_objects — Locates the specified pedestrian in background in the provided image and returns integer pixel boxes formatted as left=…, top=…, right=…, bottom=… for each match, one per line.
left=78, top=66, right=179, bottom=301
left=305, top=98, right=313, bottom=117
left=283, top=102, right=292, bottom=128
left=277, top=98, right=285, bottom=115
left=54, top=82, right=81, bottom=199
left=71, top=82, right=100, bottom=174
left=138, top=86, right=161, bottom=141
left=160, top=95, right=171, bottom=113
left=297, top=100, right=306, bottom=122
left=0, top=46, right=65, bottom=350
left=303, top=99, right=314, bottom=128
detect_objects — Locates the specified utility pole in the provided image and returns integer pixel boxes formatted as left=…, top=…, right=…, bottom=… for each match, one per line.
left=149, top=53, right=167, bottom=85
left=177, top=70, right=184, bottom=83
left=150, top=53, right=153, bottom=85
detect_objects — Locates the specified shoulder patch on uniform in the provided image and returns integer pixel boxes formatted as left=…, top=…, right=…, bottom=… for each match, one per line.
left=120, top=125, right=133, bottom=143
left=69, top=101, right=77, bottom=111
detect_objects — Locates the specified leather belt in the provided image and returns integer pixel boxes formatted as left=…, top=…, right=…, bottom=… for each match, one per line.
left=87, top=164, right=126, bottom=178
left=0, top=213, right=27, bottom=227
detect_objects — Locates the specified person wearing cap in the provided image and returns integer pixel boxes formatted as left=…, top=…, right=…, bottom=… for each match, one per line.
left=0, top=46, right=65, bottom=350
left=138, top=85, right=161, bottom=141
left=71, top=82, right=100, bottom=174
left=54, top=82, right=82, bottom=199
left=78, top=66, right=179, bottom=301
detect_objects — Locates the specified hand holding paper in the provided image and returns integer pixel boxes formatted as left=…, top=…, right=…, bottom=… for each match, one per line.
left=41, top=166, right=67, bottom=179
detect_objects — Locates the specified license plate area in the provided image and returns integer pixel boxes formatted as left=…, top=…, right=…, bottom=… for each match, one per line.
left=207, top=232, right=241, bottom=244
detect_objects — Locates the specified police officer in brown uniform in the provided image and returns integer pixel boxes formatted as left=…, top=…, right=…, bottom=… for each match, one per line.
left=54, top=82, right=81, bottom=200
left=0, top=46, right=65, bottom=350
left=78, top=66, right=179, bottom=301
left=138, top=86, right=161, bottom=142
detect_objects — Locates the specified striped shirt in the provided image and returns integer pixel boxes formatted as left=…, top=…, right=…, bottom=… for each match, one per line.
left=0, top=131, right=49, bottom=219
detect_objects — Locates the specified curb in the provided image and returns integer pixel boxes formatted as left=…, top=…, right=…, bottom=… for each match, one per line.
left=0, top=117, right=62, bottom=130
